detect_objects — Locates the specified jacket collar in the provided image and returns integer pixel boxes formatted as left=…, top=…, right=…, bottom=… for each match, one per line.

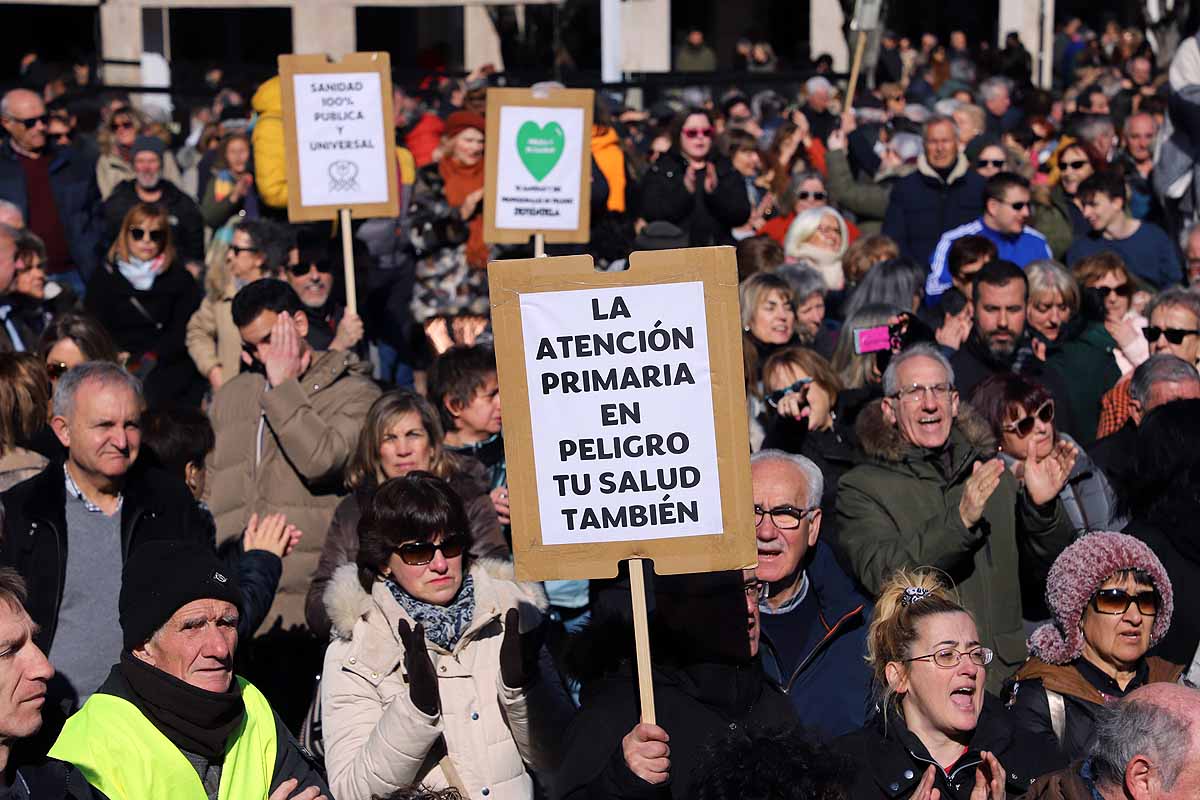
left=855, top=398, right=995, bottom=467
left=915, top=152, right=971, bottom=186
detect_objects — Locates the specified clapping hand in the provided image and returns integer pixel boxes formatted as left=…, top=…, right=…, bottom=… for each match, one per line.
left=969, top=751, right=1006, bottom=800
left=908, top=766, right=941, bottom=800
left=959, top=458, right=1005, bottom=529
left=1020, top=439, right=1077, bottom=507
left=397, top=620, right=440, bottom=716
left=499, top=608, right=546, bottom=689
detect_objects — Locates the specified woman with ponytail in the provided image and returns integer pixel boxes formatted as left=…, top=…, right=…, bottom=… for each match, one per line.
left=834, top=568, right=1062, bottom=799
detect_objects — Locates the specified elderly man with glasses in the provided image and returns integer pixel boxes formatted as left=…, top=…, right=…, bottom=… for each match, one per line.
left=837, top=343, right=1076, bottom=692
left=751, top=449, right=873, bottom=737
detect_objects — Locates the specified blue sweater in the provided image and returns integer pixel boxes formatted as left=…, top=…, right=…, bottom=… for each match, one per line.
left=1065, top=222, right=1183, bottom=289
left=927, top=218, right=1052, bottom=299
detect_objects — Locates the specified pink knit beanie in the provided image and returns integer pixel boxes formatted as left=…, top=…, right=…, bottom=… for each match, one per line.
left=1029, top=531, right=1174, bottom=665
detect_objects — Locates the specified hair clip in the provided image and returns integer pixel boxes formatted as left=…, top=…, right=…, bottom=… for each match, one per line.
left=901, top=586, right=933, bottom=607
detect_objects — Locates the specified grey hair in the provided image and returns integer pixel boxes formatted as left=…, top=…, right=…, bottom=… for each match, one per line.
left=750, top=449, right=823, bottom=508
left=882, top=342, right=955, bottom=397
left=978, top=76, right=1011, bottom=102
left=805, top=76, right=833, bottom=96
left=1025, top=259, right=1080, bottom=314
left=922, top=114, right=960, bottom=141
left=1075, top=114, right=1116, bottom=147
left=933, top=98, right=963, bottom=117
left=784, top=206, right=849, bottom=261
left=775, top=262, right=827, bottom=302
left=1122, top=111, right=1158, bottom=137
left=0, top=200, right=23, bottom=225
left=1129, top=353, right=1200, bottom=405
left=1091, top=695, right=1194, bottom=790
left=1146, top=288, right=1200, bottom=330
left=52, top=361, right=144, bottom=420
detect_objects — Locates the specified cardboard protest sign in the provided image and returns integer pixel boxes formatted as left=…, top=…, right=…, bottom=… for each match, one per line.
left=484, top=88, right=594, bottom=245
left=488, top=247, right=756, bottom=582
left=278, top=52, right=400, bottom=222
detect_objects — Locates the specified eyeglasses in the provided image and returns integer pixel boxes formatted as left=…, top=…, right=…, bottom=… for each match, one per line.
left=753, top=504, right=816, bottom=530
left=1093, top=283, right=1132, bottom=299
left=6, top=113, right=48, bottom=130
left=795, top=191, right=827, bottom=201
left=46, top=361, right=69, bottom=379
left=110, top=119, right=135, bottom=132
left=394, top=534, right=468, bottom=566
left=1143, top=325, right=1200, bottom=344
left=998, top=200, right=1029, bottom=211
left=904, top=647, right=994, bottom=668
left=681, top=127, right=714, bottom=139
left=287, top=260, right=334, bottom=277
left=1091, top=588, right=1159, bottom=616
left=977, top=159, right=1006, bottom=169
left=129, top=227, right=166, bottom=244
left=890, top=382, right=954, bottom=403
left=229, top=244, right=259, bottom=256
left=1002, top=400, right=1055, bottom=437
left=765, top=376, right=813, bottom=409
left=1061, top=159, right=1090, bottom=171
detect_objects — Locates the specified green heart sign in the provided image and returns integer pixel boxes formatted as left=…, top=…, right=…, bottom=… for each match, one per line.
left=516, top=121, right=565, bottom=181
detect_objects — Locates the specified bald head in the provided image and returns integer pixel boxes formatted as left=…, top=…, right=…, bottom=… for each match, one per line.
left=1, top=89, right=46, bottom=154
left=1092, top=683, right=1200, bottom=797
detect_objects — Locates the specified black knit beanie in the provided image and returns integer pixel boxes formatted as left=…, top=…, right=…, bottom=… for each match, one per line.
left=119, top=540, right=243, bottom=651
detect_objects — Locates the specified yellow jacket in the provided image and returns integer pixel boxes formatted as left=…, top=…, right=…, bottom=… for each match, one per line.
left=251, top=77, right=288, bottom=209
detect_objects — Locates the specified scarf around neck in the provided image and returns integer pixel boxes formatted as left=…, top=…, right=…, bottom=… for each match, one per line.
left=388, top=572, right=477, bottom=651
left=118, top=651, right=246, bottom=761
left=438, top=155, right=488, bottom=269
left=116, top=255, right=164, bottom=291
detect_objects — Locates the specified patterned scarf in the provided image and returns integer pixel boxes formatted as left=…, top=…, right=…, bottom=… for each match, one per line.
left=388, top=573, right=477, bottom=651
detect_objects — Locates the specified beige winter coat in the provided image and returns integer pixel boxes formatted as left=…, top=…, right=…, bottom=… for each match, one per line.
left=321, top=560, right=567, bottom=800
left=206, top=349, right=381, bottom=632
left=185, top=286, right=241, bottom=381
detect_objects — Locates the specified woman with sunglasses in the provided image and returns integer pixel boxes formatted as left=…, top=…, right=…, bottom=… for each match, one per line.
left=94, top=106, right=182, bottom=200
left=84, top=202, right=204, bottom=407
left=1004, top=532, right=1179, bottom=762
left=639, top=108, right=754, bottom=247
left=783, top=206, right=851, bottom=291
left=305, top=389, right=509, bottom=639
left=1071, top=252, right=1148, bottom=376
left=972, top=373, right=1123, bottom=542
left=321, top=472, right=562, bottom=800
left=835, top=568, right=1060, bottom=800
left=1028, top=138, right=1100, bottom=260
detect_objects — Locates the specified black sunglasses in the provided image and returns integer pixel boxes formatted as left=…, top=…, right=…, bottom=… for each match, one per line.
left=229, top=244, right=259, bottom=256
left=1143, top=325, right=1200, bottom=344
left=395, top=534, right=468, bottom=566
left=1001, top=400, right=1055, bottom=437
left=129, top=227, right=166, bottom=244
left=1093, top=284, right=1132, bottom=299
left=288, top=261, right=334, bottom=277
left=46, top=361, right=69, bottom=379
left=6, top=113, right=48, bottom=130
left=977, top=159, right=1006, bottom=169
left=795, top=191, right=827, bottom=201
left=1061, top=159, right=1090, bottom=171
left=1092, top=588, right=1159, bottom=616
left=1000, top=200, right=1030, bottom=211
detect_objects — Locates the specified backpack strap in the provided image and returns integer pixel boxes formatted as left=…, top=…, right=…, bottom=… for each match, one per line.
left=1047, top=689, right=1067, bottom=744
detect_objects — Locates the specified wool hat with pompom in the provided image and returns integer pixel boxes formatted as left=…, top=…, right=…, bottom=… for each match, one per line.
left=1029, top=531, right=1173, bottom=665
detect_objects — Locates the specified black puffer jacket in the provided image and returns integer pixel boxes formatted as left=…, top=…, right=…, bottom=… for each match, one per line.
left=639, top=151, right=751, bottom=247
left=834, top=695, right=1063, bottom=799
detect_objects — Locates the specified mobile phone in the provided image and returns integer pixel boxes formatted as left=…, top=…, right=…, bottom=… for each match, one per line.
left=853, top=325, right=892, bottom=355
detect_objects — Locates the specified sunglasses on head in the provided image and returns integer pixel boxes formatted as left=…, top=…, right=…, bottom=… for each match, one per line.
left=287, top=260, right=334, bottom=277
left=129, top=227, right=165, bottom=243
left=1002, top=400, right=1054, bottom=437
left=977, top=158, right=1006, bottom=169
left=1091, top=587, right=1159, bottom=616
left=1093, top=283, right=1132, bottom=299
left=796, top=191, right=827, bottom=201
left=7, top=113, right=48, bottom=130
left=1061, top=159, right=1090, bottom=171
left=394, top=534, right=468, bottom=566
left=681, top=127, right=714, bottom=139
left=1143, top=325, right=1200, bottom=344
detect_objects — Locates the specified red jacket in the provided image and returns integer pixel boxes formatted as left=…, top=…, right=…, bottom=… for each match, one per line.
left=405, top=113, right=445, bottom=168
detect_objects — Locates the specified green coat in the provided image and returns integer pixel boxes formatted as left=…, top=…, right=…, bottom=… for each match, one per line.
left=836, top=401, right=1073, bottom=692
left=1044, top=321, right=1122, bottom=445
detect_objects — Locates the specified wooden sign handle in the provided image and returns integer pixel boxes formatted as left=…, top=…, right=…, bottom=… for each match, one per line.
left=534, top=233, right=546, bottom=258
left=627, top=557, right=657, bottom=725
left=846, top=30, right=868, bottom=109
left=339, top=208, right=358, bottom=315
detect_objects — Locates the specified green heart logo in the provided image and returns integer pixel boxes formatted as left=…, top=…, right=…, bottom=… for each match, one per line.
left=516, top=121, right=565, bottom=181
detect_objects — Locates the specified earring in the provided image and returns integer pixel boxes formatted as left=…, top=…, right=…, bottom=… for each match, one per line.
left=743, top=326, right=750, bottom=332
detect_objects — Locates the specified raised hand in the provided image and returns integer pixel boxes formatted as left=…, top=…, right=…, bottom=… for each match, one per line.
left=622, top=722, right=671, bottom=785
left=499, top=608, right=546, bottom=689
left=244, top=512, right=302, bottom=558
left=268, top=779, right=326, bottom=800
left=261, top=312, right=310, bottom=388
left=969, top=751, right=1006, bottom=800
left=1023, top=439, right=1077, bottom=507
left=397, top=620, right=440, bottom=716
left=908, top=765, right=941, bottom=800
left=490, top=485, right=511, bottom=526
left=330, top=311, right=365, bottom=351
left=960, top=458, right=1004, bottom=529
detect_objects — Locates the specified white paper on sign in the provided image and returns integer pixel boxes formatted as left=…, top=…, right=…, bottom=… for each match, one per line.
left=292, top=72, right=390, bottom=208
left=494, top=105, right=584, bottom=231
left=520, top=282, right=723, bottom=545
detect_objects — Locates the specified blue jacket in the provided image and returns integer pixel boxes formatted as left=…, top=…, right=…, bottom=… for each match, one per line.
left=0, top=141, right=101, bottom=279
left=927, top=218, right=1052, bottom=299
left=1065, top=222, right=1183, bottom=289
left=882, top=154, right=986, bottom=265
left=760, top=540, right=873, bottom=738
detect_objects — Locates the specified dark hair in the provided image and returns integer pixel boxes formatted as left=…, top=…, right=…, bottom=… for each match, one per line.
left=735, top=235, right=785, bottom=281
left=1078, top=84, right=1108, bottom=112
left=971, top=259, right=1028, bottom=303
left=233, top=219, right=273, bottom=258
left=0, top=353, right=48, bottom=451
left=694, top=726, right=853, bottom=800
left=1077, top=170, right=1127, bottom=206
left=294, top=225, right=332, bottom=276
left=0, top=567, right=28, bottom=613
left=669, top=107, right=716, bottom=153
left=1123, top=398, right=1200, bottom=523
left=940, top=287, right=969, bottom=318
left=427, top=345, right=497, bottom=432
left=356, top=472, right=472, bottom=591
left=969, top=372, right=1054, bottom=440
left=263, top=221, right=298, bottom=272
left=722, top=128, right=758, bottom=157
left=231, top=279, right=303, bottom=328
left=38, top=311, right=121, bottom=364
left=140, top=405, right=215, bottom=478
left=984, top=171, right=1030, bottom=203
left=948, top=236, right=998, bottom=281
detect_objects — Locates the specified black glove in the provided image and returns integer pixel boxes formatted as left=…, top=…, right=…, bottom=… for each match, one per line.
left=397, top=619, right=440, bottom=716
left=499, top=608, right=546, bottom=689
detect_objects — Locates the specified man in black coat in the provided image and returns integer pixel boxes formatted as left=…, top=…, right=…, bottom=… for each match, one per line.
left=554, top=569, right=796, bottom=799
left=0, top=362, right=214, bottom=731
left=883, top=115, right=986, bottom=264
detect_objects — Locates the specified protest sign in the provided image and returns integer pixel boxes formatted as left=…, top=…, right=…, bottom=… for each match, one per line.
left=484, top=87, right=594, bottom=246
left=488, top=247, right=756, bottom=583
left=278, top=52, right=400, bottom=312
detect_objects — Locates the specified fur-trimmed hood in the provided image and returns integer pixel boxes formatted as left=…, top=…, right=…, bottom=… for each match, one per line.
left=915, top=151, right=972, bottom=186
left=855, top=397, right=996, bottom=464
left=323, top=557, right=548, bottom=642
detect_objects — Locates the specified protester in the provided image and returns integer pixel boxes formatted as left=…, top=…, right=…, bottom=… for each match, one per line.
left=49, top=540, right=330, bottom=800
left=94, top=106, right=183, bottom=200
left=8, top=229, right=74, bottom=344
left=320, top=473, right=563, bottom=800
left=834, top=568, right=1061, bottom=799
left=840, top=256, right=925, bottom=322
left=1005, top=532, right=1179, bottom=761
left=288, top=228, right=364, bottom=354
left=841, top=233, right=900, bottom=292
left=0, top=224, right=31, bottom=353
left=38, top=310, right=120, bottom=392
left=837, top=343, right=1076, bottom=690
left=1025, top=260, right=1078, bottom=344
left=783, top=207, right=850, bottom=291
left=200, top=132, right=258, bottom=231
left=943, top=234, right=998, bottom=296
left=772, top=262, right=837, bottom=355
left=0, top=353, right=49, bottom=490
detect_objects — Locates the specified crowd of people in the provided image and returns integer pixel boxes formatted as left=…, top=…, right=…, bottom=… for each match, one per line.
left=3, top=15, right=1200, bottom=800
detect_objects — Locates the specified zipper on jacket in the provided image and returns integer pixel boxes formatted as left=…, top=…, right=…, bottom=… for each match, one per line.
left=783, top=604, right=863, bottom=694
